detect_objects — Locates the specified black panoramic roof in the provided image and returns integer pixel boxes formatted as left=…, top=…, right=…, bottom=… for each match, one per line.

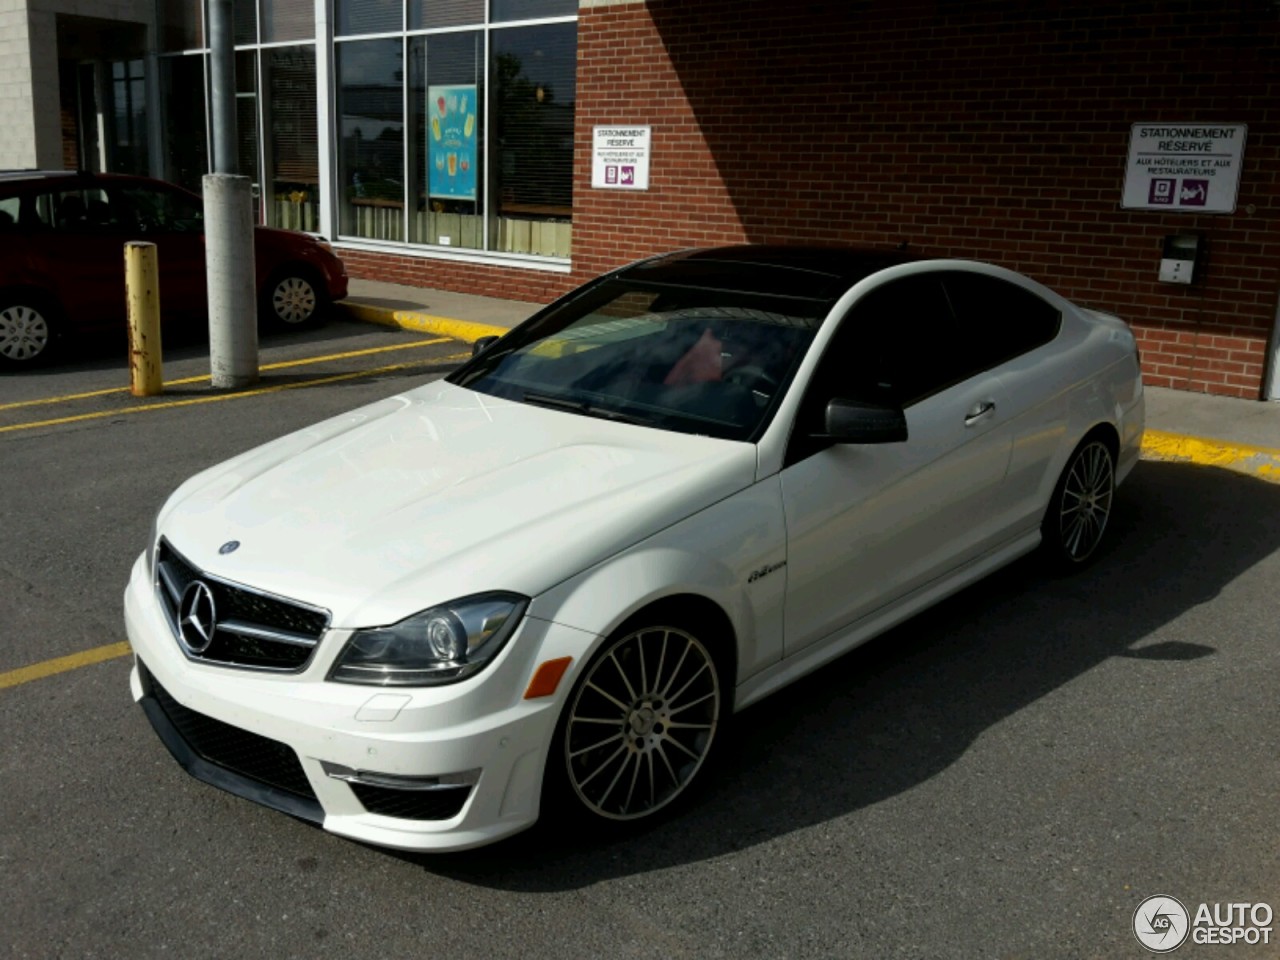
left=617, top=245, right=917, bottom=303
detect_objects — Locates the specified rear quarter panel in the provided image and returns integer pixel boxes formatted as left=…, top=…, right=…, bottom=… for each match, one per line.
left=253, top=227, right=348, bottom=300
left=997, top=301, right=1143, bottom=533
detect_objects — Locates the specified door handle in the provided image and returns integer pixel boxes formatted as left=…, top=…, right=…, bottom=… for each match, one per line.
left=964, top=400, right=996, bottom=426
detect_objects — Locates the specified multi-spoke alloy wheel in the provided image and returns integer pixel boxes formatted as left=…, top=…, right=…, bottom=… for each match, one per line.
left=269, top=275, right=319, bottom=325
left=0, top=303, right=52, bottom=363
left=1046, top=438, right=1115, bottom=567
left=563, top=625, right=721, bottom=822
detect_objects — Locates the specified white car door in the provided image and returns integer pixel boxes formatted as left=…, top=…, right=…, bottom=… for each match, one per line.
left=938, top=270, right=1073, bottom=537
left=779, top=273, right=1015, bottom=655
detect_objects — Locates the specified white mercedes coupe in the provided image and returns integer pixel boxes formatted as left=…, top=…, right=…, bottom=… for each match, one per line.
left=124, top=246, right=1144, bottom=851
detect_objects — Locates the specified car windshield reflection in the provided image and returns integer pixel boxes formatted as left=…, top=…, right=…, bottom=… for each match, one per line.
left=452, top=282, right=824, bottom=441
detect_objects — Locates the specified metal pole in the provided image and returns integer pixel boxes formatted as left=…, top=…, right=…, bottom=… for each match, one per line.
left=204, top=173, right=258, bottom=388
left=205, top=0, right=257, bottom=387
left=125, top=241, right=163, bottom=396
left=208, top=0, right=237, bottom=175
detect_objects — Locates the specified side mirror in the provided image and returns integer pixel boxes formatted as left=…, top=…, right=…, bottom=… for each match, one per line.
left=822, top=398, right=908, bottom=444
left=471, top=335, right=500, bottom=356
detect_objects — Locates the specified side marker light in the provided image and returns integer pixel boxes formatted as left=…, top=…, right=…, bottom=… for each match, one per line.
left=523, top=656, right=573, bottom=699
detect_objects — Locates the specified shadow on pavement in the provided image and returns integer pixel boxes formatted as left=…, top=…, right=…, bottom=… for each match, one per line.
left=395, top=460, right=1280, bottom=889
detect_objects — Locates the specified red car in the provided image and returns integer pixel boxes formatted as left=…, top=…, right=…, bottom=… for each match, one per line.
left=0, top=170, right=348, bottom=366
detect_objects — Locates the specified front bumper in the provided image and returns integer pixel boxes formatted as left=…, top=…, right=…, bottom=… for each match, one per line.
left=124, top=552, right=587, bottom=851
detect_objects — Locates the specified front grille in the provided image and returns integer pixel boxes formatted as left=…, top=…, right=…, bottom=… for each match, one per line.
left=155, top=539, right=330, bottom=671
left=350, top=782, right=472, bottom=821
left=147, top=668, right=317, bottom=802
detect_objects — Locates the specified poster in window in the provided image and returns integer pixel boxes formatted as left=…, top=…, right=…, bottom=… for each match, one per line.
left=428, top=84, right=477, bottom=201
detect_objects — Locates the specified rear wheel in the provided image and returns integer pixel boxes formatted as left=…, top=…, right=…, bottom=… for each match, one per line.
left=553, top=622, right=724, bottom=825
left=0, top=299, right=59, bottom=365
left=1041, top=436, right=1115, bottom=569
left=261, top=268, right=328, bottom=328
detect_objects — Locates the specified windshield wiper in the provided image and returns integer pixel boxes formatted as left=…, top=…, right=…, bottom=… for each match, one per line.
left=521, top=391, right=588, bottom=414
left=521, top=391, right=653, bottom=427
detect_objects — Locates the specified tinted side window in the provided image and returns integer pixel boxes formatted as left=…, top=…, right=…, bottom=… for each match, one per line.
left=45, top=188, right=120, bottom=232
left=941, top=272, right=1062, bottom=370
left=0, top=195, right=19, bottom=231
left=787, top=275, right=970, bottom=464
left=825, top=275, right=970, bottom=407
left=114, top=186, right=204, bottom=234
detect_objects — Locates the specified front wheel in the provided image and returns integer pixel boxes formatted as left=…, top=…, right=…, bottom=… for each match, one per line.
left=1041, top=436, right=1116, bottom=569
left=555, top=623, right=724, bottom=824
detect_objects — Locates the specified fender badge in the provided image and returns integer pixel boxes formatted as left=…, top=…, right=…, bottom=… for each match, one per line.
left=747, top=561, right=786, bottom=584
left=219, top=540, right=241, bottom=555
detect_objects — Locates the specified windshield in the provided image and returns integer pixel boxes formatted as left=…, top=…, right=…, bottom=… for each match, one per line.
left=449, top=280, right=826, bottom=441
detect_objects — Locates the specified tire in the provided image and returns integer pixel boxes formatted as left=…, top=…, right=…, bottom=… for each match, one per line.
left=261, top=267, right=328, bottom=329
left=0, top=297, right=60, bottom=366
left=547, top=621, right=725, bottom=828
left=1041, top=435, right=1116, bottom=570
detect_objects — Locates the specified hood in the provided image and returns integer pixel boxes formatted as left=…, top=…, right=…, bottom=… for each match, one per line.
left=158, top=380, right=757, bottom=627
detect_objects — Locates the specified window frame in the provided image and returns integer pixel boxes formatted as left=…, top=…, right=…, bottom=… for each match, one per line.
left=332, top=8, right=577, bottom=261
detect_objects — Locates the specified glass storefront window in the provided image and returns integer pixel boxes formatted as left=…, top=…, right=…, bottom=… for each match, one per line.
left=235, top=50, right=261, bottom=221
left=489, top=22, right=575, bottom=256
left=408, top=32, right=482, bottom=248
left=262, top=0, right=316, bottom=42
left=263, top=46, right=321, bottom=231
left=490, top=0, right=577, bottom=22
left=410, top=0, right=484, bottom=30
left=337, top=39, right=406, bottom=239
left=154, top=2, right=575, bottom=258
left=159, top=55, right=208, bottom=193
left=336, top=0, right=402, bottom=37
left=110, top=60, right=148, bottom=176
left=234, top=0, right=258, bottom=44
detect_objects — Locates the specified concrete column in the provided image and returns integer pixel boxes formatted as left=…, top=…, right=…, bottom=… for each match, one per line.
left=0, top=5, right=40, bottom=170
left=204, top=173, right=258, bottom=388
left=27, top=10, right=62, bottom=170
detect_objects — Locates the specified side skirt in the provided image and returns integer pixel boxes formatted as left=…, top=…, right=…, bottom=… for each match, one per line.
left=733, top=528, right=1041, bottom=712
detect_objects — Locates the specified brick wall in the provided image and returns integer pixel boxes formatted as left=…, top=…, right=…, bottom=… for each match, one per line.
left=350, top=0, right=1280, bottom=398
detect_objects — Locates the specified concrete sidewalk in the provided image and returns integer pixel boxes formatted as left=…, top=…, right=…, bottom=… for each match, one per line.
left=339, top=277, right=1280, bottom=483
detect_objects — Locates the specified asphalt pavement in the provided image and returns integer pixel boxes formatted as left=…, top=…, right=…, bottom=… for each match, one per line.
left=340, top=276, right=1280, bottom=483
left=2, top=290, right=1278, bottom=959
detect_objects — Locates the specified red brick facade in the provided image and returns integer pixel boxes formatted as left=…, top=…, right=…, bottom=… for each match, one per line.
left=345, top=0, right=1280, bottom=399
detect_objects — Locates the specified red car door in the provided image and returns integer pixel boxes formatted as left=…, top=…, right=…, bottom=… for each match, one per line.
left=108, top=183, right=208, bottom=319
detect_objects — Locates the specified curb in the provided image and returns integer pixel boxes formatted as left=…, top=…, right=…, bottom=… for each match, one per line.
left=1140, top=429, right=1280, bottom=483
left=339, top=300, right=1280, bottom=485
left=340, top=301, right=510, bottom=344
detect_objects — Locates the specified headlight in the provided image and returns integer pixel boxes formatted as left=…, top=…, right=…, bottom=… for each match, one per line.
left=328, top=592, right=528, bottom=686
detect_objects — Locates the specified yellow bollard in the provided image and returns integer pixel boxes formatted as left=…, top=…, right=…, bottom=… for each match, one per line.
left=125, top=241, right=163, bottom=397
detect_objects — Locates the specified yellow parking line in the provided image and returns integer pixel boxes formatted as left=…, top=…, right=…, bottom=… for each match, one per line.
left=0, top=641, right=132, bottom=691
left=0, top=352, right=470, bottom=435
left=0, top=337, right=451, bottom=413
